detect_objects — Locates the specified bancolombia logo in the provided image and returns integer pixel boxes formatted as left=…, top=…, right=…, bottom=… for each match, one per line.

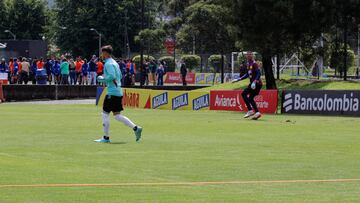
left=193, top=94, right=210, bottom=110
left=152, top=92, right=168, bottom=109
left=172, top=93, right=189, bottom=110
left=283, top=91, right=360, bottom=114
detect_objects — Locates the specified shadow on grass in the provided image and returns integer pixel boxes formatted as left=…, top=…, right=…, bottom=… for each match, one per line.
left=110, top=142, right=127, bottom=145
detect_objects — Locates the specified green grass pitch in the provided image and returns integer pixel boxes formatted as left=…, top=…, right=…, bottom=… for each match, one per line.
left=0, top=104, right=359, bottom=202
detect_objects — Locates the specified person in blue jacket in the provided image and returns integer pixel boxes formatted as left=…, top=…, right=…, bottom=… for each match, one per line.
left=88, top=56, right=97, bottom=85
left=0, top=58, right=8, bottom=73
left=52, top=60, right=61, bottom=84
left=0, top=58, right=8, bottom=84
left=118, top=59, right=126, bottom=86
left=45, top=58, right=53, bottom=84
left=81, top=59, right=89, bottom=85
left=30, top=58, right=38, bottom=84
left=156, top=62, right=165, bottom=86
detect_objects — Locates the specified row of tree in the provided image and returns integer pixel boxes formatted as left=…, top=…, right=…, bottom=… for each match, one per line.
left=167, top=0, right=360, bottom=88
left=0, top=0, right=47, bottom=40
left=1, top=0, right=360, bottom=87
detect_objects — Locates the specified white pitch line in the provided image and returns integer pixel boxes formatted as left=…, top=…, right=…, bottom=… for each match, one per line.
left=1, top=179, right=360, bottom=188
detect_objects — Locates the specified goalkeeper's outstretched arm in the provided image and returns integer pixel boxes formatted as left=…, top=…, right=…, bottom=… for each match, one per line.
left=232, top=73, right=249, bottom=83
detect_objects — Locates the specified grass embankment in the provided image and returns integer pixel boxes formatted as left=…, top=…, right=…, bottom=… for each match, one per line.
left=197, top=79, right=360, bottom=91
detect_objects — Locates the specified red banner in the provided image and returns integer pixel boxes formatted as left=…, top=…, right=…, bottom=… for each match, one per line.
left=165, top=72, right=196, bottom=84
left=164, top=38, right=176, bottom=55
left=210, top=90, right=278, bottom=114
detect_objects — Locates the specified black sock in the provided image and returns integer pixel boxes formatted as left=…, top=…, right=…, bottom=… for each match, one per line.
left=103, top=136, right=110, bottom=140
left=133, top=126, right=138, bottom=131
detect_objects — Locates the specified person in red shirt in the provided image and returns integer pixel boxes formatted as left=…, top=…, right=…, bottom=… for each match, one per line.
left=8, top=58, right=14, bottom=84
left=17, top=57, right=23, bottom=84
left=18, top=57, right=22, bottom=73
left=75, top=57, right=84, bottom=85
left=37, top=58, right=44, bottom=69
left=96, top=60, right=104, bottom=76
left=126, top=59, right=131, bottom=71
left=96, top=59, right=104, bottom=85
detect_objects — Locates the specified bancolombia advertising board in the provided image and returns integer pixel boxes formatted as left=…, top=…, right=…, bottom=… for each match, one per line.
left=210, top=90, right=278, bottom=113
left=282, top=90, right=360, bottom=116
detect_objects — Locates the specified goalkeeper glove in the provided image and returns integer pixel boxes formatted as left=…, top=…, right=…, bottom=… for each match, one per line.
left=251, top=81, right=256, bottom=90
left=97, top=75, right=105, bottom=82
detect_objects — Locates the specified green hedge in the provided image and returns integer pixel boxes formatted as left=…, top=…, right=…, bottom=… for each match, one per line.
left=159, top=56, right=176, bottom=72
left=132, top=55, right=155, bottom=68
left=180, top=55, right=201, bottom=72
left=330, top=46, right=355, bottom=73
left=208, top=55, right=227, bottom=73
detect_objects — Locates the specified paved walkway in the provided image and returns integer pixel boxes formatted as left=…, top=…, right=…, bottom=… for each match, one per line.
left=3, top=99, right=95, bottom=105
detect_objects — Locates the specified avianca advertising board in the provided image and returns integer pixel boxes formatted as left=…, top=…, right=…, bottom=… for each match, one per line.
left=210, top=90, right=278, bottom=114
left=165, top=72, right=196, bottom=84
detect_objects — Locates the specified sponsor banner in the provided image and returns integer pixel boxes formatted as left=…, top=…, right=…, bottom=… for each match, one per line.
left=164, top=72, right=241, bottom=85
left=0, top=73, right=8, bottom=85
left=210, top=90, right=278, bottom=114
left=205, top=73, right=215, bottom=84
left=123, top=88, right=151, bottom=109
left=0, top=73, right=7, bottom=80
left=215, top=73, right=240, bottom=84
left=150, top=90, right=210, bottom=111
left=282, top=90, right=360, bottom=116
left=195, top=73, right=208, bottom=84
left=96, top=87, right=152, bottom=109
left=96, top=87, right=210, bottom=111
left=192, top=93, right=210, bottom=111
left=195, top=73, right=241, bottom=85
left=164, top=72, right=196, bottom=84
left=152, top=90, right=171, bottom=109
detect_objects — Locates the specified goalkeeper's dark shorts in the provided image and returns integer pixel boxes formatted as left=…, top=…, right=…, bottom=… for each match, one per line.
left=103, top=95, right=124, bottom=113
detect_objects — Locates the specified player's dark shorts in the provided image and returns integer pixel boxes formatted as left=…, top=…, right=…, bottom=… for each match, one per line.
left=244, top=83, right=262, bottom=96
left=103, top=95, right=124, bottom=113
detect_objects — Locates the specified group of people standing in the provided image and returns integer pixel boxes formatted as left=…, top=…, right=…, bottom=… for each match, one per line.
left=138, top=59, right=166, bottom=87
left=0, top=55, right=173, bottom=87
left=0, top=57, right=44, bottom=84
left=0, top=56, right=105, bottom=85
left=58, top=55, right=104, bottom=85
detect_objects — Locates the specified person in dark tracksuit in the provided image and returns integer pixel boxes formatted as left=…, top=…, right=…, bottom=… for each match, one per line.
left=156, top=62, right=165, bottom=86
left=180, top=61, right=187, bottom=86
left=232, top=52, right=263, bottom=120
